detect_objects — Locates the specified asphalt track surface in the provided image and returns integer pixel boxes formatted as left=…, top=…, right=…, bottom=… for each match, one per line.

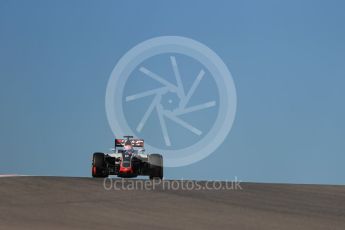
left=0, top=177, right=344, bottom=230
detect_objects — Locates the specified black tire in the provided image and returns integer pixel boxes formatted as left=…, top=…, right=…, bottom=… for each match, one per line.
left=92, top=152, right=108, bottom=178
left=149, top=154, right=163, bottom=180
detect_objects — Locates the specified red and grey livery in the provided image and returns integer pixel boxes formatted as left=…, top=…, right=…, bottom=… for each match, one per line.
left=91, top=136, right=163, bottom=179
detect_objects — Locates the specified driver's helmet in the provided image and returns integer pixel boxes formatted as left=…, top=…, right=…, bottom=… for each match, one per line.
left=124, top=140, right=133, bottom=151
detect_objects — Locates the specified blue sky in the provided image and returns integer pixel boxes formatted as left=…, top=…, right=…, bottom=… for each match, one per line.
left=0, top=0, right=344, bottom=184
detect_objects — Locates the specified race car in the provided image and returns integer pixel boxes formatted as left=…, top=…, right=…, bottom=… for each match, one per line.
left=91, top=136, right=163, bottom=179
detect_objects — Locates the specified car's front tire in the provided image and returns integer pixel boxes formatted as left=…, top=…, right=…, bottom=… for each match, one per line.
left=149, top=154, right=163, bottom=180
left=92, top=152, right=108, bottom=178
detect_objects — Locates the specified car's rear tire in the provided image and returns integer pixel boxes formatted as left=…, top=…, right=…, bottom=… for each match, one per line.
left=92, top=152, right=108, bottom=178
left=149, top=154, right=163, bottom=180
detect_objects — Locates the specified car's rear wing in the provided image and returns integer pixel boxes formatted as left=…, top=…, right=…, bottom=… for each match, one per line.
left=115, top=138, right=144, bottom=148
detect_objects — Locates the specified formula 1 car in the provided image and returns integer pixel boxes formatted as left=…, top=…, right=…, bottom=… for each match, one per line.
left=91, top=136, right=163, bottom=179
